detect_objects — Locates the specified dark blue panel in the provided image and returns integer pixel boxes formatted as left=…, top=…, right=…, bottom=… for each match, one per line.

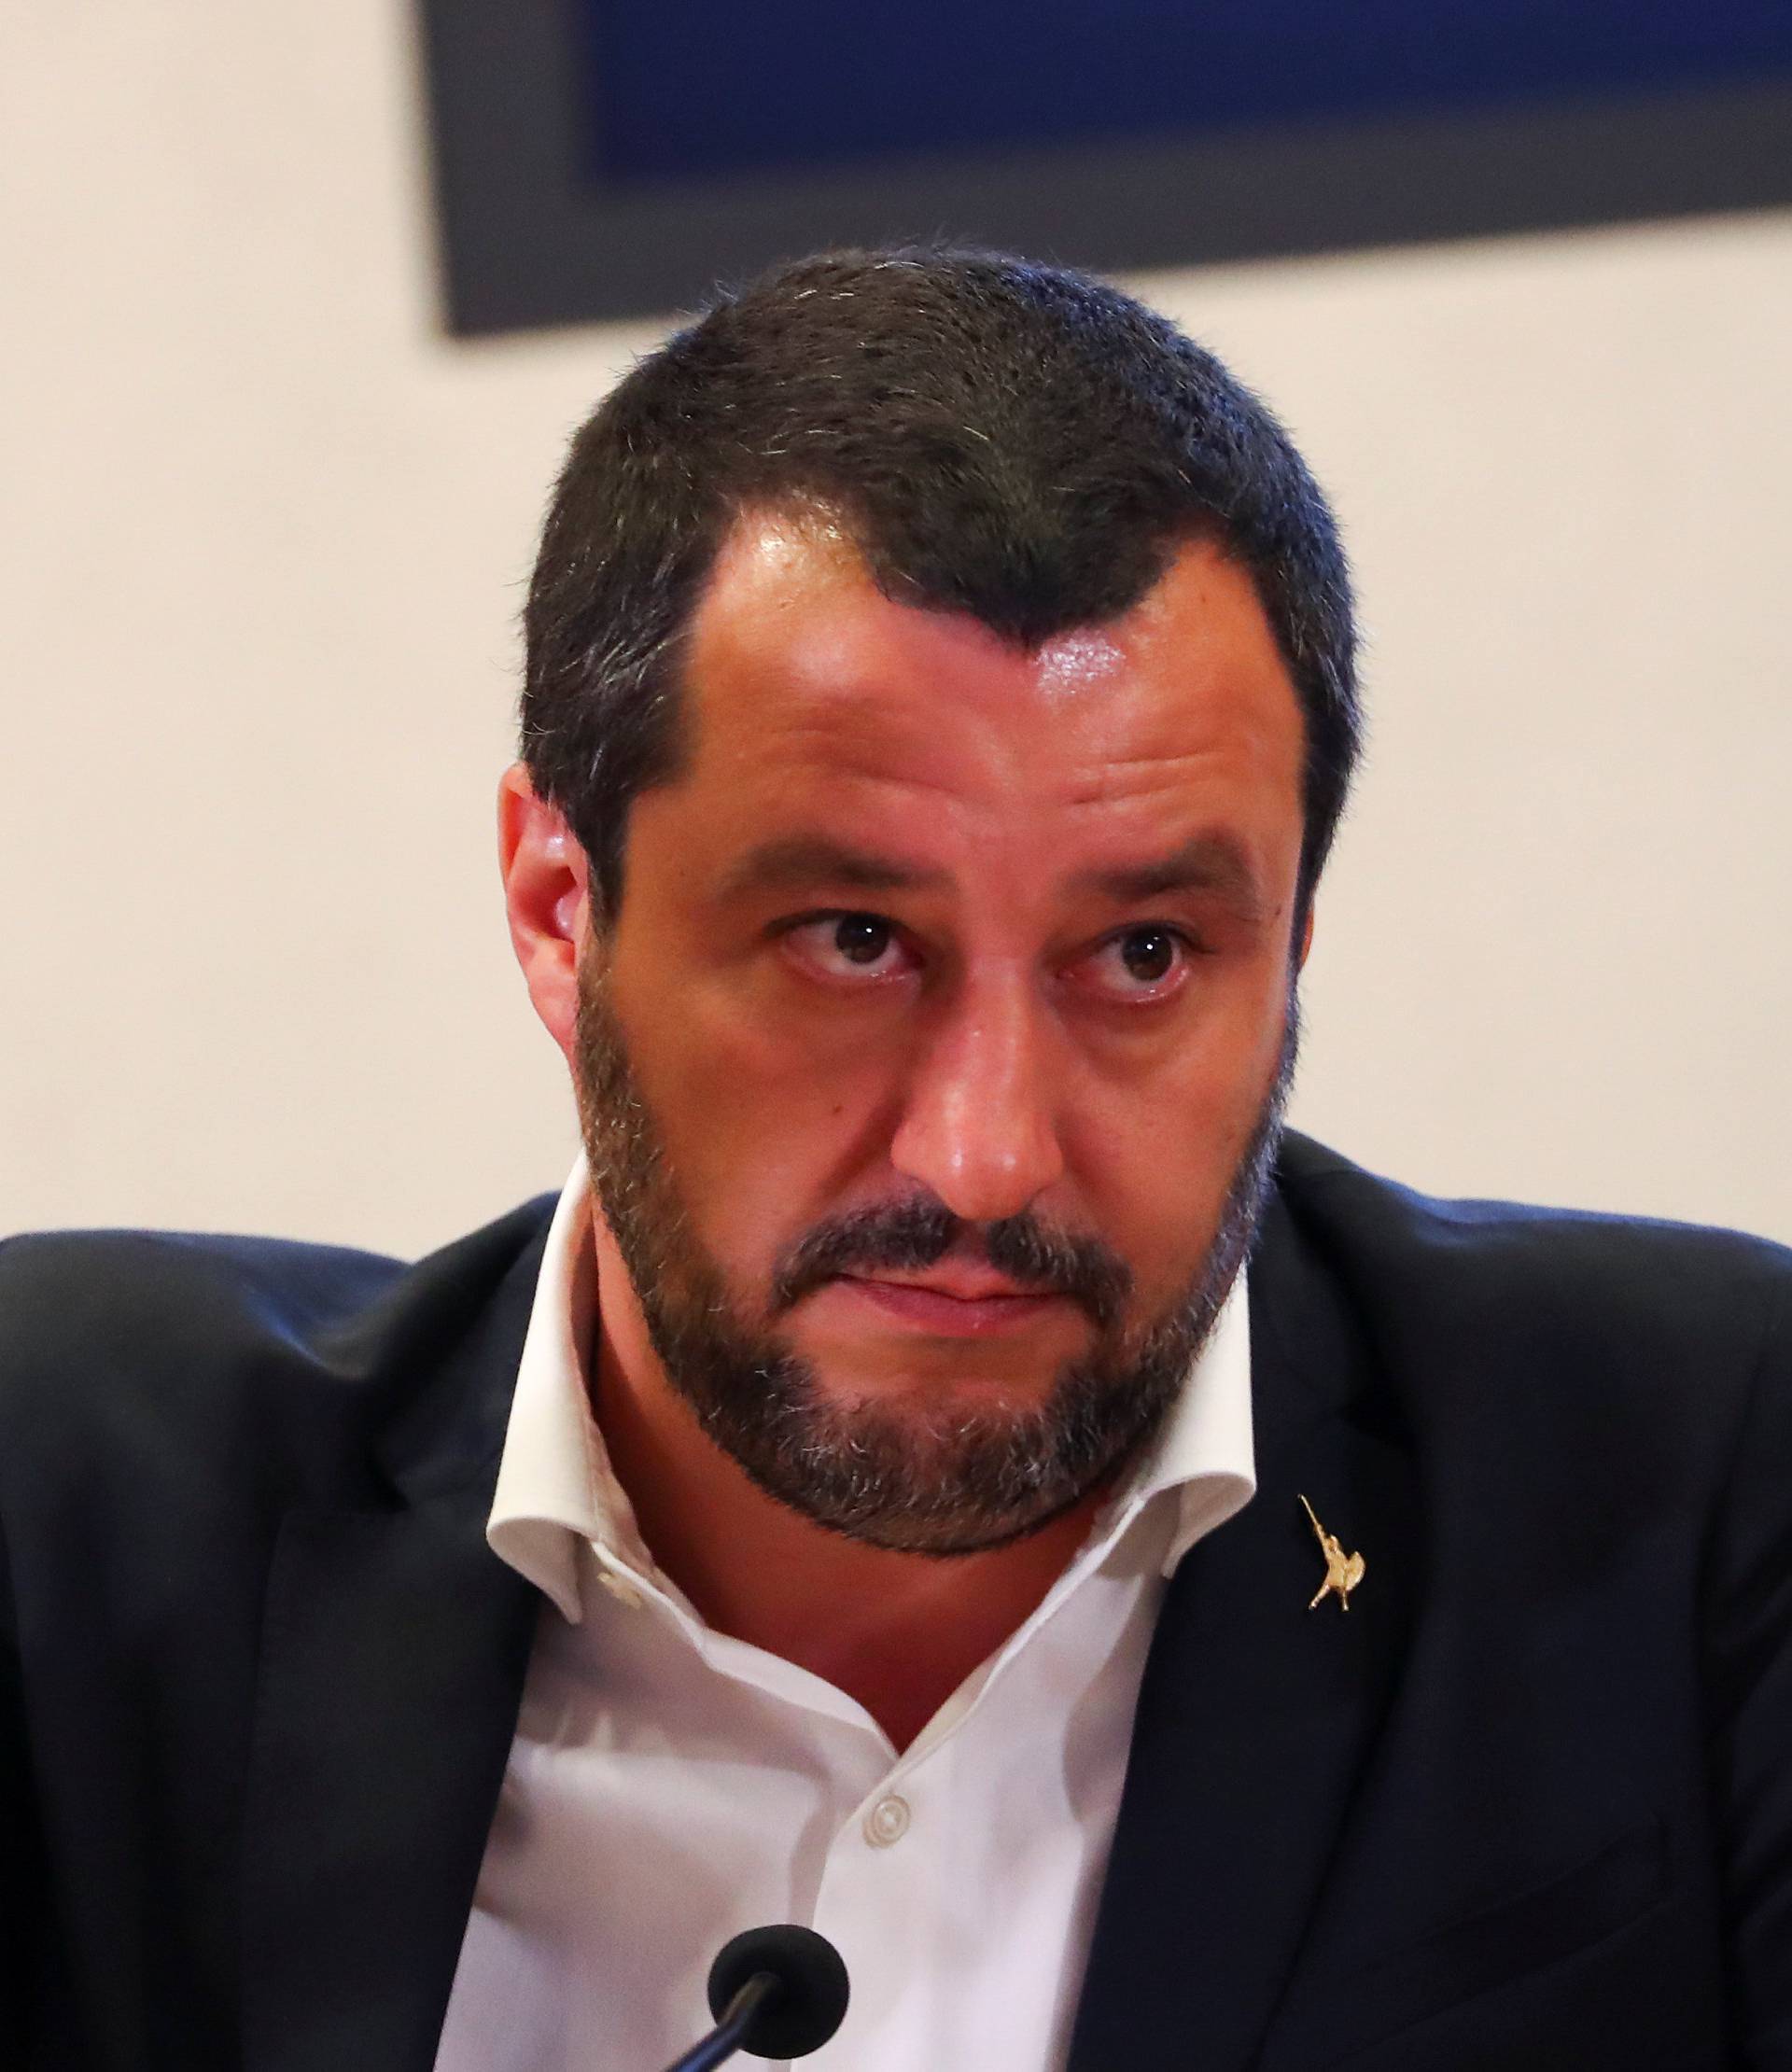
left=576, top=0, right=1792, bottom=187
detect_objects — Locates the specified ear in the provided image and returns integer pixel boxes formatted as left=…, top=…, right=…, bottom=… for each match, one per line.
left=497, top=763, right=591, bottom=1065
left=1295, top=899, right=1316, bottom=973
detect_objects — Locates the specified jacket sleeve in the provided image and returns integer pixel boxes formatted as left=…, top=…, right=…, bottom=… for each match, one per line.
left=0, top=1508, right=49, bottom=2060
left=1707, top=1269, right=1792, bottom=2066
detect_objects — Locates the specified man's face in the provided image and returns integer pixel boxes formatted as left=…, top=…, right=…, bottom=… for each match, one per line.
left=573, top=510, right=1309, bottom=1554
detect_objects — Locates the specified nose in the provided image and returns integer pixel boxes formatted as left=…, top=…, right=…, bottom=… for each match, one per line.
left=889, top=973, right=1066, bottom=1224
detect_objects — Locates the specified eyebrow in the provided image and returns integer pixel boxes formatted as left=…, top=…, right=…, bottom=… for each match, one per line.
left=719, top=835, right=950, bottom=903
left=721, top=830, right=1267, bottom=918
left=1070, top=834, right=1267, bottom=919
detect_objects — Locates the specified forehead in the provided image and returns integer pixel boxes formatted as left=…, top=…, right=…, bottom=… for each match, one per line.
left=665, top=508, right=1304, bottom=880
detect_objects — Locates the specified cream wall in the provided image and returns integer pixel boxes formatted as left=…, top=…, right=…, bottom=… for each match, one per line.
left=3, top=2, right=1787, bottom=1254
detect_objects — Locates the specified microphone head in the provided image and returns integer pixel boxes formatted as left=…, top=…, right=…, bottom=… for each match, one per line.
left=706, top=1924, right=849, bottom=2059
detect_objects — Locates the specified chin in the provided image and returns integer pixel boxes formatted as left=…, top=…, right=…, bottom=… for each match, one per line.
left=798, top=1336, right=1082, bottom=1407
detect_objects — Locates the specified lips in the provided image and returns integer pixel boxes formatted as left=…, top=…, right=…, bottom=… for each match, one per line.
left=832, top=1272, right=1073, bottom=1337
left=847, top=1268, right=1045, bottom=1303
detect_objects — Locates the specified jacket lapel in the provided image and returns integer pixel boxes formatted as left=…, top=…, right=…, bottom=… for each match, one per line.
left=1069, top=1183, right=1421, bottom=2072
left=240, top=1213, right=550, bottom=2072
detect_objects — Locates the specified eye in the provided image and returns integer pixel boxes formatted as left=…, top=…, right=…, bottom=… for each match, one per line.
left=784, top=911, right=913, bottom=983
left=1080, top=924, right=1197, bottom=1002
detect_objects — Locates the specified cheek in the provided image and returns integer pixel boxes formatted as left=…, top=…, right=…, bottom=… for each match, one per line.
left=1070, top=992, right=1290, bottom=1283
left=607, top=962, right=896, bottom=1268
left=1077, top=1111, right=1236, bottom=1281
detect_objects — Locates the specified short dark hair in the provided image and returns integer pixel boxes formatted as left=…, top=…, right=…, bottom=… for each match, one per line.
left=522, top=245, right=1359, bottom=923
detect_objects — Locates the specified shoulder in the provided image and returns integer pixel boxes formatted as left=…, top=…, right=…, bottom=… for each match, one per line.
left=0, top=1198, right=559, bottom=1505
left=0, top=1221, right=403, bottom=1352
left=1277, top=1128, right=1791, bottom=1330
left=1270, top=1131, right=1791, bottom=1463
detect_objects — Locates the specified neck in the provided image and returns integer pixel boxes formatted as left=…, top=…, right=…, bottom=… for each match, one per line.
left=587, top=1223, right=1109, bottom=1752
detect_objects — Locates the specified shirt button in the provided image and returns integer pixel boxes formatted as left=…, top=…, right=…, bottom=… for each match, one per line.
left=597, top=1569, right=644, bottom=1610
left=863, top=1795, right=911, bottom=1848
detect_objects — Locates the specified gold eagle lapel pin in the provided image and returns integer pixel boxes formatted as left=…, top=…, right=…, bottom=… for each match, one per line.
left=1298, top=1494, right=1365, bottom=1612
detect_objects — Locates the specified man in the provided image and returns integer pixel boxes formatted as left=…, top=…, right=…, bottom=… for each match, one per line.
left=2, top=247, right=1787, bottom=2071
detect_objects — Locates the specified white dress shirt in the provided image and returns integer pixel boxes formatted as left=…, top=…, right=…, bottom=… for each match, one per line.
left=433, top=1165, right=1255, bottom=2072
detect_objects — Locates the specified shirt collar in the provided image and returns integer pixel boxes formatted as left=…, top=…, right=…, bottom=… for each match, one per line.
left=487, top=1162, right=1256, bottom=1621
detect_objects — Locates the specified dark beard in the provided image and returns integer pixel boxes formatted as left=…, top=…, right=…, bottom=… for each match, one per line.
left=574, top=962, right=1295, bottom=1556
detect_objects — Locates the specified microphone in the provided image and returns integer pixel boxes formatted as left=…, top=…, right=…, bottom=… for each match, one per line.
left=661, top=1925, right=850, bottom=2071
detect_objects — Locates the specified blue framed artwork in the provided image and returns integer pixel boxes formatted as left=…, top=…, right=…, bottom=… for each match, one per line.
left=419, top=0, right=1792, bottom=334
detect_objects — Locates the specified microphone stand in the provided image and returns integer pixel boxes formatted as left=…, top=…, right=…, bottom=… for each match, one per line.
left=664, top=1969, right=782, bottom=2072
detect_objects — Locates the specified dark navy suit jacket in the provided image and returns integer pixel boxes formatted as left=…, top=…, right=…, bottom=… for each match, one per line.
left=3, top=1132, right=1789, bottom=2069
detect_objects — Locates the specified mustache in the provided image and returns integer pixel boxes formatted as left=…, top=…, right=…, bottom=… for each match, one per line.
left=770, top=1197, right=1132, bottom=1330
